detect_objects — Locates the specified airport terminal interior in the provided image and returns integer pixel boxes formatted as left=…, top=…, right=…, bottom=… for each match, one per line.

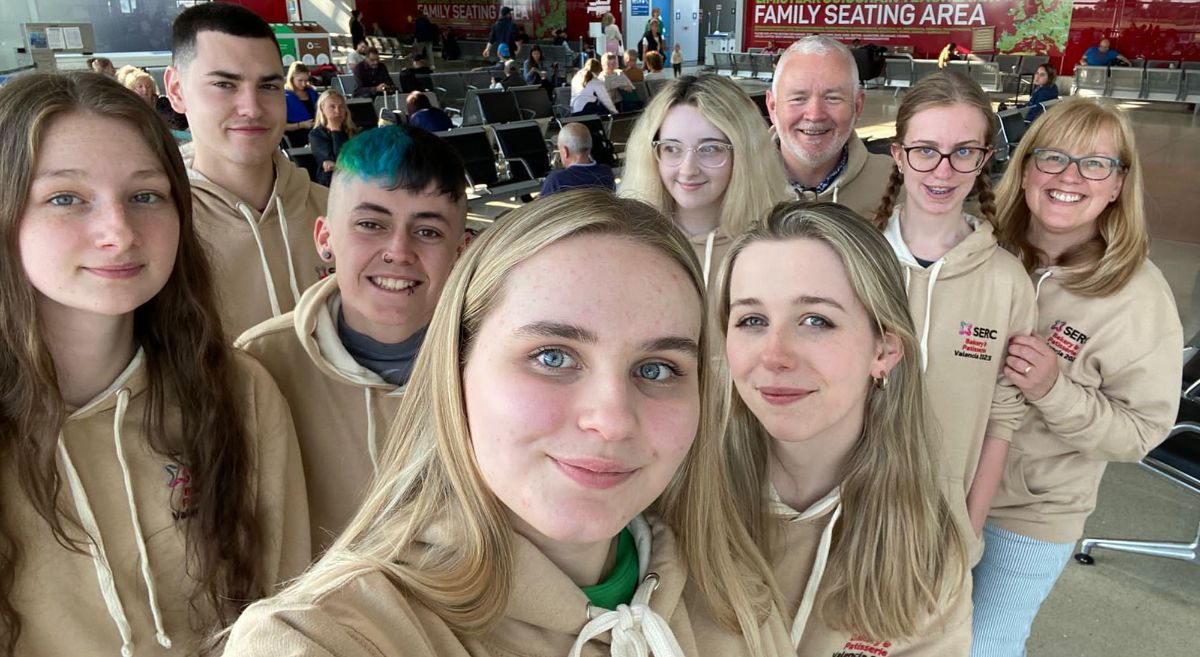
left=1, top=0, right=1198, bottom=654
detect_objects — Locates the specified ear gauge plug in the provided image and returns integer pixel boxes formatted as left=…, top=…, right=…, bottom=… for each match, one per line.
left=321, top=250, right=332, bottom=260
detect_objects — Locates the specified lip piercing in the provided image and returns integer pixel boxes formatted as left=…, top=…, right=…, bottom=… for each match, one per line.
left=382, top=252, right=393, bottom=264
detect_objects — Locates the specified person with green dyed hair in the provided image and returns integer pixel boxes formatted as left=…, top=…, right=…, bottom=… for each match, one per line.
left=235, top=124, right=470, bottom=554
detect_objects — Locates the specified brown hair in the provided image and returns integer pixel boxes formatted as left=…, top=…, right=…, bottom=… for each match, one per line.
left=0, top=72, right=264, bottom=651
left=644, top=50, right=665, bottom=72
left=994, top=97, right=1146, bottom=296
left=872, top=71, right=998, bottom=228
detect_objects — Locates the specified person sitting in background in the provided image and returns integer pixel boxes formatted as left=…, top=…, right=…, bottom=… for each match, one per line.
left=524, top=58, right=554, bottom=96
left=938, top=42, right=960, bottom=68
left=570, top=58, right=618, bottom=115
left=622, top=48, right=644, bottom=82
left=123, top=67, right=189, bottom=132
left=352, top=47, right=393, bottom=98
left=552, top=27, right=569, bottom=46
left=540, top=123, right=615, bottom=196
left=87, top=56, right=116, bottom=77
left=761, top=40, right=780, bottom=56
left=643, top=50, right=668, bottom=80
left=346, top=40, right=368, bottom=71
left=523, top=44, right=547, bottom=78
left=482, top=42, right=515, bottom=74
left=491, top=59, right=525, bottom=89
left=406, top=91, right=452, bottom=133
left=285, top=62, right=317, bottom=146
left=1081, top=38, right=1131, bottom=67
left=1020, top=64, right=1060, bottom=124
left=599, top=52, right=635, bottom=108
left=310, top=89, right=358, bottom=187
left=397, top=51, right=433, bottom=93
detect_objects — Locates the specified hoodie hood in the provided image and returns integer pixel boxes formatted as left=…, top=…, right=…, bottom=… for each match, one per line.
left=688, top=228, right=730, bottom=286
left=186, top=151, right=328, bottom=337
left=770, top=486, right=842, bottom=649
left=58, top=350, right=177, bottom=656
left=883, top=209, right=1000, bottom=371
left=293, top=273, right=406, bottom=469
left=773, top=131, right=893, bottom=219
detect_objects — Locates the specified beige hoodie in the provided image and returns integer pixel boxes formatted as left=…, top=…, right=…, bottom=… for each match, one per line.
left=224, top=514, right=796, bottom=656
left=987, top=261, right=1183, bottom=543
left=2, top=350, right=310, bottom=657
left=883, top=210, right=1035, bottom=559
left=188, top=150, right=329, bottom=339
left=236, top=274, right=407, bottom=553
left=771, top=490, right=971, bottom=657
left=689, top=229, right=730, bottom=288
left=779, top=132, right=894, bottom=220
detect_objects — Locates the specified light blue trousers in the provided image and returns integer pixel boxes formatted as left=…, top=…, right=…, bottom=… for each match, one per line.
left=970, top=523, right=1076, bottom=657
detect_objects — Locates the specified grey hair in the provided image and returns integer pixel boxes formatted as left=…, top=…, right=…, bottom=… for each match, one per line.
left=771, top=36, right=860, bottom=96
left=557, top=122, right=592, bottom=153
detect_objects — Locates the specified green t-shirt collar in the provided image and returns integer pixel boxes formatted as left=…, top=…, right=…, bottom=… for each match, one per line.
left=580, top=528, right=639, bottom=610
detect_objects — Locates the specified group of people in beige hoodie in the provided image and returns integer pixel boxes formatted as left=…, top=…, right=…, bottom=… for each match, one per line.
left=2, top=2, right=1185, bottom=656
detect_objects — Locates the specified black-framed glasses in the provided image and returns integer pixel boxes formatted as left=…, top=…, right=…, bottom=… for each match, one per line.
left=651, top=140, right=734, bottom=168
left=1030, top=148, right=1125, bottom=181
left=899, top=145, right=992, bottom=173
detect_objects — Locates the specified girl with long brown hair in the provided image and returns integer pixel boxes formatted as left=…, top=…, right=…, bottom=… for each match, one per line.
left=872, top=71, right=1036, bottom=562
left=716, top=201, right=970, bottom=654
left=0, top=72, right=310, bottom=656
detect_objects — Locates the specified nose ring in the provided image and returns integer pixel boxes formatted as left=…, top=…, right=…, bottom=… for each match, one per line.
left=382, top=252, right=393, bottom=264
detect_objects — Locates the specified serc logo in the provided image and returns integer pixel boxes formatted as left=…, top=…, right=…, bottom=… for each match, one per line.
left=959, top=321, right=973, bottom=336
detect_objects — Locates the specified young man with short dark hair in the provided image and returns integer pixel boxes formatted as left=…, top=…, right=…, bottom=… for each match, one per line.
left=165, top=2, right=328, bottom=339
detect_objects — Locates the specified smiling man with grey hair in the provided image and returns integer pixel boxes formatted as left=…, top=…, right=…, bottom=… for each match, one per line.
left=766, top=36, right=891, bottom=217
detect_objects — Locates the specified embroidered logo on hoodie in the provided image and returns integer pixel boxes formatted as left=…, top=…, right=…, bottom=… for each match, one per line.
left=834, top=636, right=891, bottom=657
left=1047, top=320, right=1089, bottom=362
left=164, top=464, right=195, bottom=520
left=954, top=321, right=997, bottom=361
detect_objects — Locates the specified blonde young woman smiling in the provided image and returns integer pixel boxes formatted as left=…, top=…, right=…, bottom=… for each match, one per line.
left=621, top=75, right=789, bottom=285
left=224, top=190, right=794, bottom=657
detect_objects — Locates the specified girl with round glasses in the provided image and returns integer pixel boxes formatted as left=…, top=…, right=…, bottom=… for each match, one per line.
left=622, top=75, right=789, bottom=285
left=972, top=97, right=1182, bottom=657
left=871, top=71, right=1037, bottom=573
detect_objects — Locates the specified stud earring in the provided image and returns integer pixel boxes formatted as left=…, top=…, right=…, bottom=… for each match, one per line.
left=321, top=250, right=332, bottom=260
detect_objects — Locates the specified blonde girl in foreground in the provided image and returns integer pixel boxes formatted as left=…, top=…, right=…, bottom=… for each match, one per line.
left=224, top=189, right=793, bottom=656
left=717, top=201, right=970, bottom=656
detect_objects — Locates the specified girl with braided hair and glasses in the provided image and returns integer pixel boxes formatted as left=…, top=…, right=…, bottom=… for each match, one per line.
left=871, top=70, right=1036, bottom=572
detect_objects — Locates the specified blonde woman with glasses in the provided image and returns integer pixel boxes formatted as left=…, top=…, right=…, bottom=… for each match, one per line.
left=223, top=189, right=794, bottom=656
left=871, top=71, right=1036, bottom=568
left=621, top=75, right=789, bottom=285
left=972, top=98, right=1182, bottom=657
left=715, top=201, right=970, bottom=655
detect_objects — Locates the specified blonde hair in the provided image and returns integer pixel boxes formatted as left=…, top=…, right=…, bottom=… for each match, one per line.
left=621, top=74, right=790, bottom=240
left=872, top=71, right=998, bottom=227
left=715, top=201, right=967, bottom=640
left=114, top=64, right=140, bottom=86
left=995, top=97, right=1147, bottom=296
left=122, top=69, right=158, bottom=96
left=313, top=88, right=358, bottom=136
left=273, top=189, right=780, bottom=653
left=285, top=61, right=310, bottom=92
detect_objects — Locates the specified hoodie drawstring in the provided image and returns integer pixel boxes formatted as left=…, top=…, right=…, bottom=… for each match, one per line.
left=363, top=387, right=378, bottom=473
left=570, top=573, right=685, bottom=657
left=274, top=196, right=303, bottom=308
left=917, top=259, right=946, bottom=372
left=790, top=502, right=843, bottom=648
left=702, top=230, right=717, bottom=286
left=831, top=184, right=839, bottom=205
left=236, top=199, right=302, bottom=318
left=58, top=388, right=171, bottom=656
left=1034, top=269, right=1053, bottom=300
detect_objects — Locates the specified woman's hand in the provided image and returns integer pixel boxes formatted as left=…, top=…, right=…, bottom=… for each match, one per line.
left=1004, top=334, right=1059, bottom=401
left=322, top=160, right=335, bottom=172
